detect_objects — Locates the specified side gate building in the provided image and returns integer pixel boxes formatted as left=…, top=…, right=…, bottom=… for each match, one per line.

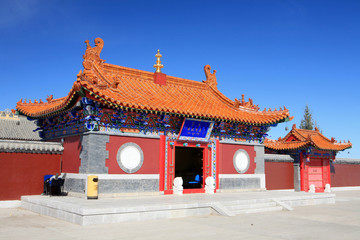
left=264, top=124, right=353, bottom=192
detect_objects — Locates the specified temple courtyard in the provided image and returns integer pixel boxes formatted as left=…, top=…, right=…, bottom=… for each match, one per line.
left=1, top=190, right=359, bottom=239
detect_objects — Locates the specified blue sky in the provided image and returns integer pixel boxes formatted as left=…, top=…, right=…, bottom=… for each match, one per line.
left=1, top=0, right=359, bottom=158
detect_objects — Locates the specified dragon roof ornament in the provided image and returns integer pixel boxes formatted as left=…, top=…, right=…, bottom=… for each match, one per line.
left=82, top=38, right=105, bottom=70
left=203, top=65, right=217, bottom=88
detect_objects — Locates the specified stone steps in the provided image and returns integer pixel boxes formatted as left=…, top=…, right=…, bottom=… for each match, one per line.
left=226, top=201, right=277, bottom=211
left=234, top=206, right=283, bottom=214
left=222, top=199, right=283, bottom=215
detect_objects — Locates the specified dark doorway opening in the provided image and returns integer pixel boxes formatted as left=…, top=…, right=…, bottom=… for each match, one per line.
left=175, top=147, right=203, bottom=189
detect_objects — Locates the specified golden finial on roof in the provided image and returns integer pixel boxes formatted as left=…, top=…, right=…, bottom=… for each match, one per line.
left=153, top=49, right=163, bottom=73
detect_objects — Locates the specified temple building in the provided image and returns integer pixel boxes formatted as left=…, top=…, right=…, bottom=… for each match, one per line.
left=16, top=38, right=292, bottom=196
left=264, top=124, right=352, bottom=192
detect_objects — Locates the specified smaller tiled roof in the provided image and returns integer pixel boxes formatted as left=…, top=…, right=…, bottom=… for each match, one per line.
left=264, top=124, right=352, bottom=152
left=0, top=139, right=63, bottom=154
left=0, top=111, right=42, bottom=141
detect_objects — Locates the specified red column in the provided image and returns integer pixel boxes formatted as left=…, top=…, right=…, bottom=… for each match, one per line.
left=327, top=158, right=331, bottom=187
left=300, top=151, right=305, bottom=191
left=159, top=135, right=165, bottom=191
left=164, top=141, right=174, bottom=195
left=216, top=139, right=220, bottom=190
left=323, top=157, right=331, bottom=187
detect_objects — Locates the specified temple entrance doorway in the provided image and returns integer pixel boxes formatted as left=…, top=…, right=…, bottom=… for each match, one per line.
left=175, top=146, right=204, bottom=190
left=301, top=156, right=330, bottom=193
left=308, top=159, right=324, bottom=192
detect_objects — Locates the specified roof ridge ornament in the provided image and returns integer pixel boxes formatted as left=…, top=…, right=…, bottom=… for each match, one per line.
left=153, top=49, right=163, bottom=73
left=234, top=94, right=260, bottom=111
left=153, top=49, right=167, bottom=85
left=82, top=37, right=105, bottom=70
left=203, top=65, right=217, bottom=88
left=46, top=95, right=53, bottom=103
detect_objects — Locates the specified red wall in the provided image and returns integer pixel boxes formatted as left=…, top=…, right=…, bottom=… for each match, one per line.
left=219, top=143, right=256, bottom=174
left=265, top=161, right=294, bottom=190
left=0, top=152, right=61, bottom=200
left=331, top=164, right=360, bottom=187
left=61, top=135, right=81, bottom=173
left=106, top=136, right=160, bottom=174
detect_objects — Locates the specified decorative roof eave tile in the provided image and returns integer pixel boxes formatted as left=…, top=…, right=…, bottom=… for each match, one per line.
left=83, top=84, right=290, bottom=125
left=310, top=135, right=352, bottom=151
left=0, top=140, right=63, bottom=154
left=264, top=140, right=309, bottom=151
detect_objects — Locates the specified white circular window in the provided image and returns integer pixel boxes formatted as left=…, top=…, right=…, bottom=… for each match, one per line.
left=117, top=143, right=144, bottom=173
left=233, top=149, right=250, bottom=173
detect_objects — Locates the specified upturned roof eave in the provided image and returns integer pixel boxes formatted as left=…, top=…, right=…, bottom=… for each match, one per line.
left=16, top=87, right=83, bottom=119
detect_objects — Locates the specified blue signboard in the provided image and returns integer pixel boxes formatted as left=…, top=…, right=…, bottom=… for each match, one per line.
left=178, top=118, right=214, bottom=141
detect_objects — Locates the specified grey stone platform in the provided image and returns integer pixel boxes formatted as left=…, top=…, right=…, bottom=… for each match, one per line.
left=21, top=191, right=335, bottom=226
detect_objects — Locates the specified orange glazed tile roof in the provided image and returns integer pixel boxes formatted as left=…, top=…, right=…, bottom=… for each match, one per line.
left=264, top=124, right=352, bottom=151
left=16, top=38, right=292, bottom=125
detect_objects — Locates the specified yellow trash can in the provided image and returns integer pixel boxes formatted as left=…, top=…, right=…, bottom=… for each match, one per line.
left=87, top=175, right=98, bottom=199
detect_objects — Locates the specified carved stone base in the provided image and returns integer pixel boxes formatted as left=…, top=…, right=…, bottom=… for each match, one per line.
left=325, top=184, right=331, bottom=193
left=309, top=184, right=316, bottom=193
left=173, top=177, right=183, bottom=195
left=205, top=177, right=215, bottom=194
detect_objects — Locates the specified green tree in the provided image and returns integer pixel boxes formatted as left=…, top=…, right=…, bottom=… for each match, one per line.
left=299, top=104, right=314, bottom=130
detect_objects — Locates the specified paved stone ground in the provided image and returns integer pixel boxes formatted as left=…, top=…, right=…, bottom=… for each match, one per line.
left=1, top=191, right=360, bottom=240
